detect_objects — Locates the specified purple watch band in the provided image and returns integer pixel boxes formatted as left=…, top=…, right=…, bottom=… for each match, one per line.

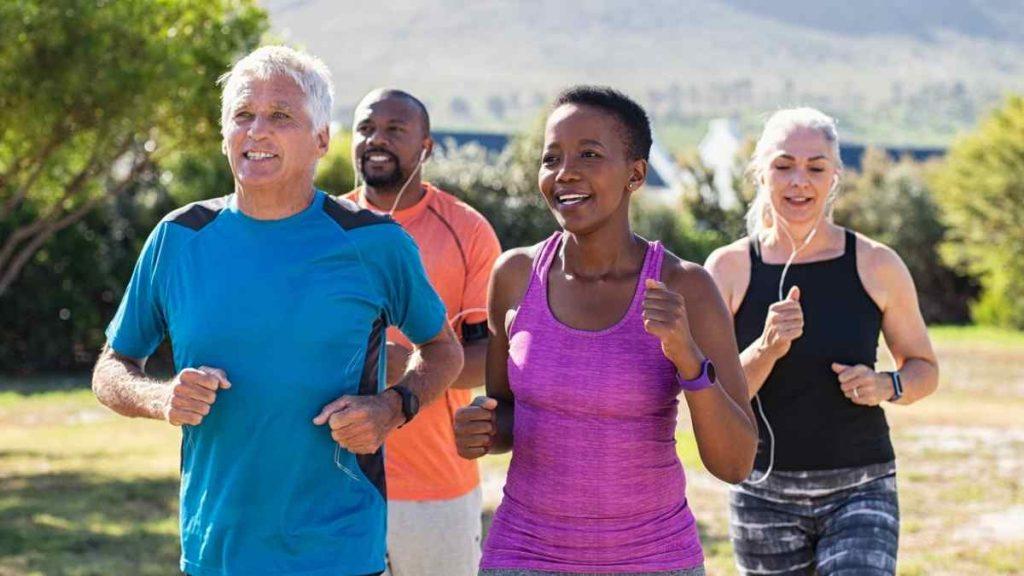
left=676, top=358, right=717, bottom=391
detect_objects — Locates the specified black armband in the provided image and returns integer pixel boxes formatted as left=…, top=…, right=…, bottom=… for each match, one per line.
left=461, top=321, right=488, bottom=343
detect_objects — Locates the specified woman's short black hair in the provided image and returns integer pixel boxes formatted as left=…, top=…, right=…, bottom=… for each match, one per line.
left=553, top=85, right=652, bottom=162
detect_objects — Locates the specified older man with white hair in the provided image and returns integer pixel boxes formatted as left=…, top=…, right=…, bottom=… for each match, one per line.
left=92, top=46, right=463, bottom=576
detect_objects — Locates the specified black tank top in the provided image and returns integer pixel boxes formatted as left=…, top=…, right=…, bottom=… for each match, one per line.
left=734, top=230, right=894, bottom=471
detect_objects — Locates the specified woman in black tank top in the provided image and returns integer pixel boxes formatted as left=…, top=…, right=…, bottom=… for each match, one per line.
left=706, top=108, right=939, bottom=576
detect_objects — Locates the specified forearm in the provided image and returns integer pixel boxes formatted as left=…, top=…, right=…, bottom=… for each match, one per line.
left=686, top=386, right=758, bottom=483
left=889, top=356, right=939, bottom=405
left=91, top=345, right=168, bottom=420
left=450, top=339, right=487, bottom=390
left=396, top=337, right=464, bottom=407
left=739, top=336, right=782, bottom=398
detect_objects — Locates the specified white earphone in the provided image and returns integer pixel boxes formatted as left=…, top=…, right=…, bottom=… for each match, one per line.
left=748, top=184, right=835, bottom=486
left=385, top=146, right=429, bottom=215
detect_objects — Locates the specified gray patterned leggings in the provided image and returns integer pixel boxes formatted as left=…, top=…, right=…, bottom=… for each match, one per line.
left=729, top=462, right=899, bottom=575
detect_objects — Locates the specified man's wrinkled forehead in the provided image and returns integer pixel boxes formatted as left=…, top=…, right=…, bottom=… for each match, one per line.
left=226, top=73, right=304, bottom=109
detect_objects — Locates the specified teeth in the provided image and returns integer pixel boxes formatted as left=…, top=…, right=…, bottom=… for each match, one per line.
left=368, top=154, right=391, bottom=162
left=558, top=194, right=590, bottom=205
left=246, top=151, right=275, bottom=160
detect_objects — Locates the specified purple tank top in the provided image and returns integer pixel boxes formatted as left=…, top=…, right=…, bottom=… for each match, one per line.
left=481, top=232, right=704, bottom=573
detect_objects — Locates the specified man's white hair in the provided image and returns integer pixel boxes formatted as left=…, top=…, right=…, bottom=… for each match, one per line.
left=218, top=45, right=334, bottom=136
left=745, top=107, right=844, bottom=239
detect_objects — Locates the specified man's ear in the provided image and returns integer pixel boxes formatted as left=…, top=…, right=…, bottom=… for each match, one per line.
left=420, top=137, right=434, bottom=163
left=316, top=126, right=330, bottom=158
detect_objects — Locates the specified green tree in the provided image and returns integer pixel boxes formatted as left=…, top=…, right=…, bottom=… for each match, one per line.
left=0, top=0, right=268, bottom=297
left=314, top=133, right=356, bottom=195
left=931, top=96, right=1024, bottom=329
left=630, top=198, right=722, bottom=264
left=675, top=148, right=753, bottom=248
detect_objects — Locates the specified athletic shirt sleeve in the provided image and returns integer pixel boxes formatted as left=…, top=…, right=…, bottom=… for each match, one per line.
left=364, top=224, right=447, bottom=345
left=105, top=223, right=170, bottom=359
left=461, top=217, right=502, bottom=328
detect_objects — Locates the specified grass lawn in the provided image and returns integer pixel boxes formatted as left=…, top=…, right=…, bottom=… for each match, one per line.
left=2, top=326, right=1023, bottom=575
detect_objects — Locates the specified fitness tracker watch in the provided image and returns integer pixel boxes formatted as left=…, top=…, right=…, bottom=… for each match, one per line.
left=387, top=385, right=420, bottom=426
left=887, top=371, right=904, bottom=402
left=676, top=358, right=718, bottom=392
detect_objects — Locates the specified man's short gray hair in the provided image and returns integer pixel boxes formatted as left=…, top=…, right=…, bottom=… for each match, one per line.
left=218, top=45, right=334, bottom=136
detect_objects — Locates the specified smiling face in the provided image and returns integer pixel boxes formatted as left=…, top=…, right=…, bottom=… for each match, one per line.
left=538, top=104, right=645, bottom=234
left=762, top=126, right=839, bottom=229
left=352, top=94, right=430, bottom=190
left=222, top=73, right=328, bottom=194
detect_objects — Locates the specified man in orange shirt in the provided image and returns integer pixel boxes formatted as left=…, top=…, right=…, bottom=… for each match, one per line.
left=343, top=89, right=501, bottom=576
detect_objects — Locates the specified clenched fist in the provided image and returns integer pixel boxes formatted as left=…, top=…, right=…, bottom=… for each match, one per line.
left=454, top=396, right=497, bottom=459
left=163, top=366, right=231, bottom=426
left=313, top=392, right=403, bottom=454
left=760, top=286, right=803, bottom=359
left=833, top=363, right=891, bottom=407
left=642, top=278, right=703, bottom=377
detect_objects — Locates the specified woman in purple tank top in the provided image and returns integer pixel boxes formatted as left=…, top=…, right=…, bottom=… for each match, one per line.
left=454, top=86, right=758, bottom=576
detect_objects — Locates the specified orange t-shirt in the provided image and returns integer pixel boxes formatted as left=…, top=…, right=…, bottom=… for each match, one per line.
left=342, top=183, right=501, bottom=501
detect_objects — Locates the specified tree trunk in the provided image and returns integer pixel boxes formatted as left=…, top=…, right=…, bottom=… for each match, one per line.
left=0, top=152, right=150, bottom=298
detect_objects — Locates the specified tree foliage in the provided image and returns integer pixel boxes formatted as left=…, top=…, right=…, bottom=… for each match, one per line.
left=931, top=96, right=1024, bottom=328
left=314, top=133, right=356, bottom=196
left=0, top=0, right=267, bottom=372
left=0, top=0, right=267, bottom=297
left=427, top=127, right=557, bottom=250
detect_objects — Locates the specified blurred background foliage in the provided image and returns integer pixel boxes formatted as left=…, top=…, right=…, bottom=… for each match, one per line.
left=1, top=1, right=1021, bottom=374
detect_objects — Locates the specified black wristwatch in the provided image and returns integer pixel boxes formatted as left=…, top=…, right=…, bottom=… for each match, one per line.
left=886, top=371, right=904, bottom=402
left=386, top=385, right=420, bottom=426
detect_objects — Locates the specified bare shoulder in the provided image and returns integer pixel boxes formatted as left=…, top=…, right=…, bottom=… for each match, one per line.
left=493, top=244, right=541, bottom=280
left=704, top=238, right=751, bottom=281
left=853, top=231, right=915, bottom=311
left=491, top=242, right=544, bottom=308
left=854, top=231, right=911, bottom=281
left=702, top=238, right=752, bottom=312
left=659, top=249, right=720, bottom=304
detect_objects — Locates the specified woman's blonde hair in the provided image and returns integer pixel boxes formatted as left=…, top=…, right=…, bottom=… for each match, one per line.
left=744, top=108, right=843, bottom=238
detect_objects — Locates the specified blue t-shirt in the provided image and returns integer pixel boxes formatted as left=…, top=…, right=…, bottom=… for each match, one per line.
left=106, top=190, right=446, bottom=576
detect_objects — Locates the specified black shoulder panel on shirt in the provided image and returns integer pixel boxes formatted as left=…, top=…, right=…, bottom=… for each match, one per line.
left=165, top=196, right=230, bottom=231
left=322, top=195, right=394, bottom=230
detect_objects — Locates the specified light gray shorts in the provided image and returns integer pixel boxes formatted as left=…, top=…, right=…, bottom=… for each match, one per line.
left=385, top=486, right=483, bottom=576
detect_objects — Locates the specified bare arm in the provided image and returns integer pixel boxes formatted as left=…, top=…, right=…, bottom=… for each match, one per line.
left=706, top=245, right=800, bottom=399
left=738, top=337, right=785, bottom=398
left=652, top=260, right=758, bottom=483
left=92, top=344, right=230, bottom=425
left=836, top=244, right=939, bottom=406
left=480, top=250, right=533, bottom=455
left=449, top=337, right=488, bottom=390
left=92, top=345, right=167, bottom=420
left=878, top=251, right=939, bottom=404
left=454, top=248, right=534, bottom=459
left=399, top=321, right=465, bottom=407
left=385, top=331, right=486, bottom=390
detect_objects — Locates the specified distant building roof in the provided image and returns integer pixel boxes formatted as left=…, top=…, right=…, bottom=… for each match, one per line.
left=431, top=130, right=677, bottom=191
left=839, top=144, right=946, bottom=171
left=432, top=131, right=509, bottom=156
